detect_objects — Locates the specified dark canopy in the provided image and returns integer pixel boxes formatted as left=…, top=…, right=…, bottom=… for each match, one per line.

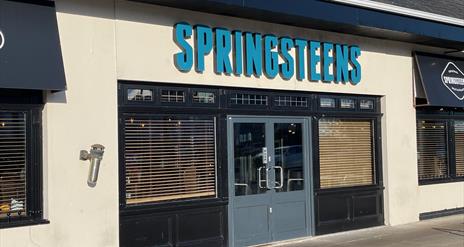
left=0, top=0, right=66, bottom=91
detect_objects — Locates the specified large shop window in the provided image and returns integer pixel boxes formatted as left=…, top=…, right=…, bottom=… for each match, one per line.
left=318, top=119, right=375, bottom=188
left=416, top=118, right=464, bottom=183
left=0, top=108, right=43, bottom=227
left=123, top=115, right=217, bottom=205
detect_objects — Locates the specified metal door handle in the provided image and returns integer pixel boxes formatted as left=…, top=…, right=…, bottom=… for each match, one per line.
left=274, top=166, right=284, bottom=189
left=257, top=166, right=266, bottom=189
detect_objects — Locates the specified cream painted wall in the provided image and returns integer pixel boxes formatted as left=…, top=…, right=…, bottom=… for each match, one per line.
left=418, top=182, right=464, bottom=214
left=0, top=0, right=463, bottom=246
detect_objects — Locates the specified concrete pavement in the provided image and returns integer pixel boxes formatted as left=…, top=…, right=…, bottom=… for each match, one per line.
left=265, top=214, right=464, bottom=247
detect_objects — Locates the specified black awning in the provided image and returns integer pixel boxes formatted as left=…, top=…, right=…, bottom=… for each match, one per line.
left=415, top=53, right=464, bottom=108
left=0, top=0, right=66, bottom=91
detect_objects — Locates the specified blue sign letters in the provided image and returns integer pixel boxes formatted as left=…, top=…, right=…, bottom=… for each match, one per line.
left=173, top=22, right=362, bottom=85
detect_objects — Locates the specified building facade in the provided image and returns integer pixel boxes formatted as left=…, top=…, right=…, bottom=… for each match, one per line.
left=0, top=0, right=463, bottom=246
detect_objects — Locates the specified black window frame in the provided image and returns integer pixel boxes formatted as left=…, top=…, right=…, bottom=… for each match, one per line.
left=416, top=108, right=464, bottom=185
left=117, top=81, right=383, bottom=223
left=0, top=90, right=47, bottom=229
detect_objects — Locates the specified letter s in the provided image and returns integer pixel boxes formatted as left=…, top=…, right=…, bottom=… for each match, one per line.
left=174, top=23, right=193, bottom=72
left=349, top=46, right=361, bottom=85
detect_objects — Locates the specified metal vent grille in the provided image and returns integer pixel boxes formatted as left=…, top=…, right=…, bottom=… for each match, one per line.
left=0, top=111, right=26, bottom=218
left=230, top=93, right=268, bottom=106
left=160, top=90, right=185, bottom=103
left=455, top=121, right=464, bottom=177
left=274, top=96, right=308, bottom=107
left=319, top=119, right=374, bottom=188
left=124, top=116, right=216, bottom=204
left=416, top=120, right=449, bottom=180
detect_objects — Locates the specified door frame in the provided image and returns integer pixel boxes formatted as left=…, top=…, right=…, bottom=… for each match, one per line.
left=227, top=115, right=315, bottom=247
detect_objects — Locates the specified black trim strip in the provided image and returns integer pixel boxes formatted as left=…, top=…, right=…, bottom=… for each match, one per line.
left=419, top=207, right=464, bottom=220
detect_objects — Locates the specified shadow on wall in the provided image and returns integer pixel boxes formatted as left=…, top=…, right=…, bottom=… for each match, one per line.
left=47, top=91, right=67, bottom=104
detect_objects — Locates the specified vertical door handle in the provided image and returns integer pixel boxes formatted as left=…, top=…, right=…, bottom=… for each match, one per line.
left=274, top=166, right=284, bottom=189
left=257, top=166, right=266, bottom=189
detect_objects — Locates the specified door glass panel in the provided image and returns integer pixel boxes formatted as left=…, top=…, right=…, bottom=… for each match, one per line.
left=234, top=123, right=267, bottom=196
left=274, top=123, right=304, bottom=192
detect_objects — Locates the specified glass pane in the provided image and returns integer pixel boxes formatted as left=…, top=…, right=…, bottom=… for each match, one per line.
left=340, top=99, right=355, bottom=109
left=416, top=120, right=449, bottom=180
left=274, top=96, right=308, bottom=107
left=160, top=90, right=185, bottom=103
left=320, top=98, right=335, bottom=108
left=230, top=93, right=268, bottom=106
left=274, top=123, right=304, bottom=192
left=234, top=123, right=267, bottom=196
left=124, top=116, right=216, bottom=204
left=193, top=91, right=215, bottom=104
left=319, top=119, right=374, bottom=188
left=455, top=121, right=464, bottom=177
left=0, top=111, right=27, bottom=218
left=127, top=89, right=153, bottom=102
left=360, top=99, right=374, bottom=110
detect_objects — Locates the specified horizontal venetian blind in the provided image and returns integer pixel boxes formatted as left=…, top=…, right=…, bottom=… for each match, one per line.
left=124, top=116, right=216, bottom=204
left=416, top=120, right=449, bottom=180
left=455, top=121, right=464, bottom=177
left=0, top=111, right=27, bottom=218
left=319, top=119, right=374, bottom=189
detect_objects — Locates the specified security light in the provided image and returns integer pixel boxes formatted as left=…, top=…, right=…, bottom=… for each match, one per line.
left=80, top=144, right=105, bottom=187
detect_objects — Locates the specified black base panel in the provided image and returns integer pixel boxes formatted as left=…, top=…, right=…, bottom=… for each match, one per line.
left=315, top=186, right=384, bottom=235
left=120, top=205, right=227, bottom=247
left=419, top=207, right=464, bottom=221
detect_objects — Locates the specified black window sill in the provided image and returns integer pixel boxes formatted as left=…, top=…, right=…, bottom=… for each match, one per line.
left=419, top=177, right=464, bottom=186
left=120, top=197, right=228, bottom=216
left=0, top=219, right=49, bottom=230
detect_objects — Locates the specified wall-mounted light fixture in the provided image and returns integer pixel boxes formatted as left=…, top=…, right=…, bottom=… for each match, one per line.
left=80, top=144, right=105, bottom=187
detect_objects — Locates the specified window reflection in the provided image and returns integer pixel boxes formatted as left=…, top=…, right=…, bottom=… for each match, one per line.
left=234, top=123, right=267, bottom=196
left=127, top=89, right=153, bottom=102
left=274, top=123, right=304, bottom=192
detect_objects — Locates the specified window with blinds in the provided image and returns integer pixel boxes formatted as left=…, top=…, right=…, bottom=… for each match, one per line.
left=319, top=119, right=374, bottom=189
left=455, top=121, right=464, bottom=177
left=416, top=120, right=449, bottom=180
left=0, top=111, right=27, bottom=218
left=124, top=116, right=217, bottom=205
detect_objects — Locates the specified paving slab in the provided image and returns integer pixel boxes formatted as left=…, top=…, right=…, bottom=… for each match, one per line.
left=263, top=214, right=464, bottom=247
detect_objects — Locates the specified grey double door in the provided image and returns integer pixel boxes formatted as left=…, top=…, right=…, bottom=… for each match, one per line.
left=228, top=117, right=312, bottom=247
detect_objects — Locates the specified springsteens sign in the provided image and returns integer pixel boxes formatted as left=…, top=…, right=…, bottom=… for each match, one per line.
left=173, top=22, right=362, bottom=84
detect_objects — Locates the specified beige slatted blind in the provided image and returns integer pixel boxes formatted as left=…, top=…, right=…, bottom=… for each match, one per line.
left=124, top=116, right=216, bottom=204
left=416, top=120, right=449, bottom=180
left=319, top=119, right=374, bottom=189
left=0, top=111, right=26, bottom=218
left=455, top=121, right=464, bottom=177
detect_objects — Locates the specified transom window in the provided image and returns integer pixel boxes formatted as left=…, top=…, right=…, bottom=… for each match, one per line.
left=230, top=93, right=268, bottom=106
left=160, top=89, right=185, bottom=103
left=127, top=88, right=153, bottom=102
left=274, top=96, right=308, bottom=107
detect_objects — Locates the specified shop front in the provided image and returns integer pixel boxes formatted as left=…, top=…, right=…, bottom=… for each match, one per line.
left=0, top=1, right=463, bottom=247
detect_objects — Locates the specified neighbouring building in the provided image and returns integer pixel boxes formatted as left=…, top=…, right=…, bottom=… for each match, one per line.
left=0, top=0, right=463, bottom=246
